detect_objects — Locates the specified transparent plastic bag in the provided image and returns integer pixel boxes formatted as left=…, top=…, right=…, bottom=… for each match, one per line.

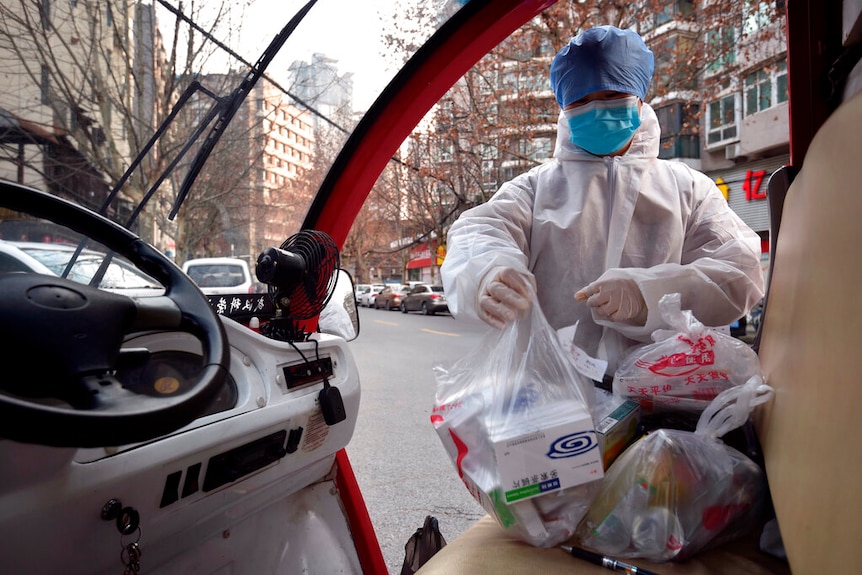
left=430, top=297, right=602, bottom=547
left=614, top=293, right=763, bottom=414
left=576, top=376, right=774, bottom=561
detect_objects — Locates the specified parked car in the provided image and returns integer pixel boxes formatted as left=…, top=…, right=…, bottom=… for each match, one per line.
left=0, top=240, right=54, bottom=275
left=354, top=283, right=372, bottom=304
left=359, top=283, right=385, bottom=307
left=0, top=240, right=165, bottom=297
left=401, top=284, right=448, bottom=315
left=374, top=284, right=407, bottom=310
left=182, top=257, right=254, bottom=295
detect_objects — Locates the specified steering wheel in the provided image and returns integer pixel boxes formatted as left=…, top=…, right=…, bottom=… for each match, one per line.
left=0, top=181, right=230, bottom=447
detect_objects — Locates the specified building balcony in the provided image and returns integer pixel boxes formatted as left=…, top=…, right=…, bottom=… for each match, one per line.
left=737, top=101, right=789, bottom=158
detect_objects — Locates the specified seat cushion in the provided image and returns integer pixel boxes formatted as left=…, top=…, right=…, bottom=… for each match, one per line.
left=416, top=515, right=790, bottom=575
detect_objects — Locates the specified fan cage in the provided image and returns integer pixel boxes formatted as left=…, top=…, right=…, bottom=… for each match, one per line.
left=270, top=230, right=340, bottom=321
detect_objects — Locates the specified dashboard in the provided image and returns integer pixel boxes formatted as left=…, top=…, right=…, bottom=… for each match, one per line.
left=0, top=313, right=362, bottom=574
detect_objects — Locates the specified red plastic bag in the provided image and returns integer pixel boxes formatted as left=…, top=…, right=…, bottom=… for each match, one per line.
left=614, top=293, right=763, bottom=414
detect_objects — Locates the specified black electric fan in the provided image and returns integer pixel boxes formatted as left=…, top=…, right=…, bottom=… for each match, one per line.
left=255, top=229, right=340, bottom=341
left=255, top=230, right=347, bottom=425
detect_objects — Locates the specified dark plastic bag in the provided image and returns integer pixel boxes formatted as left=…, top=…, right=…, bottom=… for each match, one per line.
left=577, top=376, right=774, bottom=562
left=400, top=515, right=447, bottom=575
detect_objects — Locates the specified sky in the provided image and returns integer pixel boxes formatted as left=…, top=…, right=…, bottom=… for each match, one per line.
left=240, top=0, right=397, bottom=110
left=156, top=0, right=400, bottom=112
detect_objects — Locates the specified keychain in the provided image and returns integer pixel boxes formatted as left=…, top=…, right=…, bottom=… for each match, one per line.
left=120, top=528, right=142, bottom=574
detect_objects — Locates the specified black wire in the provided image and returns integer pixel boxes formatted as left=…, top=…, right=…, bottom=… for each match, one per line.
left=286, top=335, right=330, bottom=389
left=309, top=337, right=331, bottom=389
left=287, top=338, right=310, bottom=364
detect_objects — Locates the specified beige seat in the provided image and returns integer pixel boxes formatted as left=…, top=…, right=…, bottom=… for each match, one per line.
left=417, top=81, right=862, bottom=575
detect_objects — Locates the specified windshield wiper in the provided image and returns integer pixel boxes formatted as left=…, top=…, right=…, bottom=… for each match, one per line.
left=168, top=0, right=318, bottom=220
left=77, top=0, right=319, bottom=289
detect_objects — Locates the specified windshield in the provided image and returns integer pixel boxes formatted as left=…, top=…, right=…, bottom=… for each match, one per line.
left=16, top=243, right=164, bottom=291
left=186, top=264, right=246, bottom=288
left=1, top=0, right=784, bottom=290
left=139, top=0, right=461, bottom=263
left=0, top=0, right=467, bottom=291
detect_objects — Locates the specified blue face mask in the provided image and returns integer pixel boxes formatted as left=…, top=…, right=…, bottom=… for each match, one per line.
left=564, top=96, right=641, bottom=156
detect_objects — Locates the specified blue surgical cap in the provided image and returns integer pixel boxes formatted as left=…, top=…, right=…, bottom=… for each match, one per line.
left=550, top=26, right=654, bottom=108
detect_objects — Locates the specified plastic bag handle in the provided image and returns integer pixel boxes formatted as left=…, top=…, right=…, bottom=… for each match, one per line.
left=695, top=375, right=774, bottom=440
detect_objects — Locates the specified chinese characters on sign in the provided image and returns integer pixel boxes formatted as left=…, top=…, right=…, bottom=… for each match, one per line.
left=714, top=169, right=768, bottom=202
left=206, top=294, right=272, bottom=318
left=743, top=169, right=767, bottom=201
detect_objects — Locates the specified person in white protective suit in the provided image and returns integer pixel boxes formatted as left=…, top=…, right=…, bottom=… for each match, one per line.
left=440, top=25, right=765, bottom=379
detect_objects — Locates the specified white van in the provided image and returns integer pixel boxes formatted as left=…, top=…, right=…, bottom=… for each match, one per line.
left=182, top=257, right=254, bottom=295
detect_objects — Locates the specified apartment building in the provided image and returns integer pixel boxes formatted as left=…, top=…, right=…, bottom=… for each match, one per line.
left=412, top=1, right=785, bottom=283
left=173, top=72, right=316, bottom=263
left=252, top=81, right=316, bottom=249
left=0, top=0, right=163, bottom=225
left=645, top=0, right=786, bottom=282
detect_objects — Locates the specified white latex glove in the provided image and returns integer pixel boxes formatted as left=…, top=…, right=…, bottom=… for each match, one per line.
left=575, top=277, right=647, bottom=325
left=477, top=267, right=536, bottom=329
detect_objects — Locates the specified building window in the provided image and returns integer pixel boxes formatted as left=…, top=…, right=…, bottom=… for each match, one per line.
left=476, top=69, right=497, bottom=96
left=706, top=27, right=737, bottom=74
left=641, top=0, right=694, bottom=32
left=653, top=34, right=697, bottom=92
left=537, top=36, right=555, bottom=57
left=656, top=103, right=700, bottom=159
left=502, top=69, right=518, bottom=95
left=707, top=94, right=739, bottom=146
left=502, top=166, right=518, bottom=182
left=521, top=69, right=545, bottom=93
left=481, top=159, right=496, bottom=187
left=745, top=59, right=788, bottom=116
left=520, top=137, right=551, bottom=161
left=776, top=60, right=788, bottom=104
left=656, top=0, right=694, bottom=26
left=40, top=65, right=50, bottom=104
left=41, top=0, right=51, bottom=29
left=743, top=0, right=773, bottom=35
left=480, top=143, right=498, bottom=187
left=438, top=142, right=453, bottom=163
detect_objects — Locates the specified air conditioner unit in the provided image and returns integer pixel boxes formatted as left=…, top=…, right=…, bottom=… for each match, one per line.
left=725, top=143, right=743, bottom=160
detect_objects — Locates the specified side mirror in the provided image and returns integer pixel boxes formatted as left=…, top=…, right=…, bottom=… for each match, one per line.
left=318, top=269, right=360, bottom=341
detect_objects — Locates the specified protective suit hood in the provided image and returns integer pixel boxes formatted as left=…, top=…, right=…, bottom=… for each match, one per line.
left=554, top=102, right=661, bottom=160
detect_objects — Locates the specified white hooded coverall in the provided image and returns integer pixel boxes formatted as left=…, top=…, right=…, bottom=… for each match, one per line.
left=440, top=103, right=765, bottom=376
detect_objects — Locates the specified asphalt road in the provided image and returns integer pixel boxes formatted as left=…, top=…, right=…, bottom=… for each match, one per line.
left=345, top=305, right=490, bottom=575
